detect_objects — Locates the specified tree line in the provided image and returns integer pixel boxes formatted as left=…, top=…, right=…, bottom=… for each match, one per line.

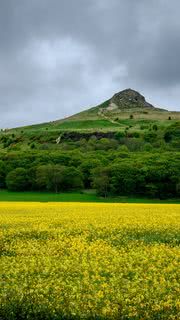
left=0, top=149, right=179, bottom=199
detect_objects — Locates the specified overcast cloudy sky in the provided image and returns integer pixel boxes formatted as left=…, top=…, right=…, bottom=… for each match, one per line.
left=0, top=0, right=180, bottom=127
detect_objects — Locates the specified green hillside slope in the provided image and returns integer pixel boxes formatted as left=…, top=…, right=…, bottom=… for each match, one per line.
left=0, top=88, right=179, bottom=152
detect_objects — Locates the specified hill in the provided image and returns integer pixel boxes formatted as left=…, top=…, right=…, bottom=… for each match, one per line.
left=67, top=88, right=179, bottom=123
left=0, top=88, right=179, bottom=151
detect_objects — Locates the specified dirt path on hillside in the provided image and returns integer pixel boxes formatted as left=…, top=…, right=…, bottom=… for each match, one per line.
left=98, top=108, right=121, bottom=126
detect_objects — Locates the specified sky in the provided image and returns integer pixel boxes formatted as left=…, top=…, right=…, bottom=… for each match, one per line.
left=0, top=0, right=180, bottom=128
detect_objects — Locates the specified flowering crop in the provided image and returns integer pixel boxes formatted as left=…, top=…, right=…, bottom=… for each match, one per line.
left=0, top=202, right=180, bottom=319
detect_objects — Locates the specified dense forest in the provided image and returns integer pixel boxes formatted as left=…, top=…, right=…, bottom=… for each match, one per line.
left=0, top=122, right=180, bottom=199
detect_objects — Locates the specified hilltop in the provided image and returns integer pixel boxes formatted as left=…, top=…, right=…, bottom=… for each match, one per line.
left=67, top=88, right=172, bottom=123
left=110, top=88, right=155, bottom=109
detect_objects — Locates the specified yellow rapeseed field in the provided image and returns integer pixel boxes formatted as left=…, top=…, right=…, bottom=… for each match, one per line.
left=0, top=202, right=180, bottom=319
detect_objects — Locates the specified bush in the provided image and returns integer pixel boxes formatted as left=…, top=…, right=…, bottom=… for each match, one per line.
left=143, top=143, right=153, bottom=151
left=3, top=138, right=14, bottom=148
left=164, top=123, right=180, bottom=143
left=144, top=132, right=157, bottom=143
left=30, top=143, right=36, bottom=149
left=131, top=132, right=140, bottom=138
left=115, top=131, right=126, bottom=140
left=152, top=124, right=158, bottom=131
left=164, top=131, right=172, bottom=143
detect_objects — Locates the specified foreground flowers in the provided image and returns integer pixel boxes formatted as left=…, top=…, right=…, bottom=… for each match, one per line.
left=0, top=202, right=180, bottom=319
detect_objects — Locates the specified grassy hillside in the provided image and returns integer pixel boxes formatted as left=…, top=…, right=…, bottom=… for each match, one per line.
left=0, top=116, right=179, bottom=152
left=0, top=89, right=180, bottom=151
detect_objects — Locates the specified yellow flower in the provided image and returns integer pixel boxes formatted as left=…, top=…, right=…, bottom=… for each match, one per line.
left=0, top=202, right=179, bottom=319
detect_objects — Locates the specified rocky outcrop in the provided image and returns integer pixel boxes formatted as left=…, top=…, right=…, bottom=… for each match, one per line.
left=110, top=88, right=155, bottom=109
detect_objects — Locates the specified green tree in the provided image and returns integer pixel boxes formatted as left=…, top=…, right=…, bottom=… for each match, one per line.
left=145, top=183, right=159, bottom=198
left=110, top=164, right=145, bottom=195
left=48, top=165, right=67, bottom=193
left=36, top=165, right=65, bottom=192
left=92, top=167, right=110, bottom=197
left=80, top=159, right=102, bottom=188
left=6, top=168, right=30, bottom=191
left=36, top=165, right=51, bottom=190
left=36, top=165, right=83, bottom=192
left=62, top=167, right=84, bottom=191
left=0, top=160, right=6, bottom=188
left=176, top=181, right=180, bottom=196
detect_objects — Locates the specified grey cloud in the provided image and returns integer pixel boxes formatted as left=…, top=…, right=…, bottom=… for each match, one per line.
left=0, top=0, right=180, bottom=127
